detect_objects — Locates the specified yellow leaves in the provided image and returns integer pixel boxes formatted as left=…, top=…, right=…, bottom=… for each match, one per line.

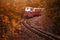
left=0, top=14, right=21, bottom=39
left=11, top=19, right=16, bottom=27
left=6, top=2, right=10, bottom=6
left=9, top=27, right=16, bottom=37
left=1, top=15, right=10, bottom=25
left=15, top=25, right=21, bottom=30
left=0, top=0, right=47, bottom=40
left=11, top=19, right=21, bottom=30
left=26, top=0, right=46, bottom=8
left=4, top=16, right=9, bottom=23
left=9, top=19, right=21, bottom=37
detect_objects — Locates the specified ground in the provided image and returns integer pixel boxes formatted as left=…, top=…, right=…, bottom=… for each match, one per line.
left=19, top=16, right=60, bottom=40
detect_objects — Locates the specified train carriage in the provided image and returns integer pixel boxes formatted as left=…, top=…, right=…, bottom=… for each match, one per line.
left=24, top=7, right=45, bottom=18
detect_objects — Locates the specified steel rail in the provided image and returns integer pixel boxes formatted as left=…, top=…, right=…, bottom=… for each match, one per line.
left=26, top=19, right=60, bottom=40
left=22, top=20, right=53, bottom=40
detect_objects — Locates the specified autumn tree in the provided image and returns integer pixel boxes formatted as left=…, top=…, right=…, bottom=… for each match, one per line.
left=46, top=0, right=60, bottom=35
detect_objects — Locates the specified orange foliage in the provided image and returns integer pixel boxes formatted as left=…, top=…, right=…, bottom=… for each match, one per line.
left=0, top=0, right=46, bottom=40
left=11, top=19, right=16, bottom=27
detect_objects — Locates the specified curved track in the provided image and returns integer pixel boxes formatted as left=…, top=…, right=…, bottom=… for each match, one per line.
left=21, top=16, right=60, bottom=40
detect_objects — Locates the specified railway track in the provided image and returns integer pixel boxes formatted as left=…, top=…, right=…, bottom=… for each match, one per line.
left=21, top=23, right=42, bottom=40
left=21, top=19, right=60, bottom=40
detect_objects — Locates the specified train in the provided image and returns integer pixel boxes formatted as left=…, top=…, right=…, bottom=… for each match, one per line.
left=24, top=7, right=45, bottom=18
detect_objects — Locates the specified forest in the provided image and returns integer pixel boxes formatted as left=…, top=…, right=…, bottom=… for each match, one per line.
left=0, top=0, right=60, bottom=40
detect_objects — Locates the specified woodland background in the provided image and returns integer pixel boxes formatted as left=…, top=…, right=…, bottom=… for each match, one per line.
left=0, top=0, right=60, bottom=40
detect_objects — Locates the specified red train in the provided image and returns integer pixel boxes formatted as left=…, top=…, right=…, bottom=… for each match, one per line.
left=24, top=7, right=45, bottom=18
